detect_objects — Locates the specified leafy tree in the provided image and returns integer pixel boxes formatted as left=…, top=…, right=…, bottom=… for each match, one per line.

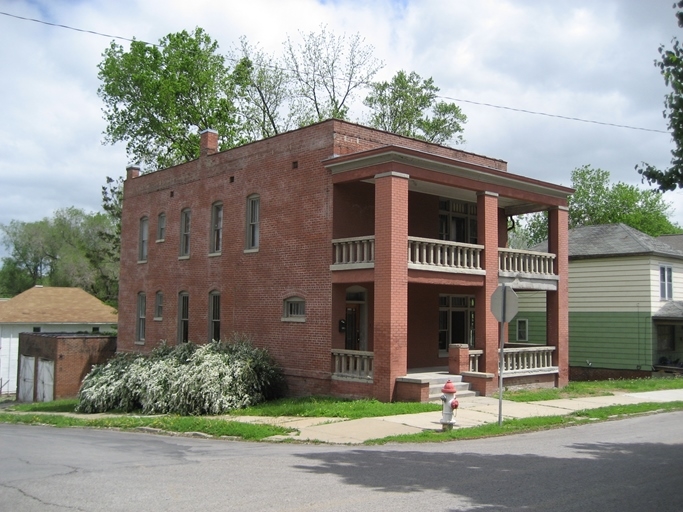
left=98, top=27, right=250, bottom=171
left=637, top=1, right=683, bottom=191
left=284, top=26, right=383, bottom=125
left=364, top=70, right=467, bottom=145
left=234, top=39, right=293, bottom=140
left=514, top=165, right=682, bottom=247
left=0, top=219, right=55, bottom=288
left=0, top=258, right=34, bottom=297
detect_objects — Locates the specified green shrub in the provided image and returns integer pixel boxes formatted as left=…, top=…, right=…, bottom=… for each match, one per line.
left=76, top=334, right=286, bottom=415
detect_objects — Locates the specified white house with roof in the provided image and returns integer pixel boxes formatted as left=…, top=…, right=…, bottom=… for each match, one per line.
left=511, top=224, right=683, bottom=378
left=0, top=286, right=118, bottom=394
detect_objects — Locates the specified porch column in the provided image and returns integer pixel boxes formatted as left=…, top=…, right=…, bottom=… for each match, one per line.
left=547, top=206, right=569, bottom=387
left=373, top=171, right=409, bottom=402
left=475, top=191, right=500, bottom=376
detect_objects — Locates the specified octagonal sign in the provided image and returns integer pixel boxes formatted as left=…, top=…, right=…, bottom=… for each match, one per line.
left=490, top=285, right=519, bottom=323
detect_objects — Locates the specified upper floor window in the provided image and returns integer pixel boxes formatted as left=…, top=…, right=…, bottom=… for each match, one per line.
left=209, top=291, right=221, bottom=341
left=180, top=208, right=191, bottom=257
left=138, top=217, right=149, bottom=261
left=660, top=265, right=673, bottom=300
left=178, top=292, right=189, bottom=343
left=211, top=202, right=223, bottom=254
left=136, top=292, right=146, bottom=342
left=154, top=291, right=163, bottom=320
left=439, top=199, right=478, bottom=245
left=246, top=195, right=260, bottom=250
left=282, top=297, right=306, bottom=322
left=157, top=213, right=166, bottom=241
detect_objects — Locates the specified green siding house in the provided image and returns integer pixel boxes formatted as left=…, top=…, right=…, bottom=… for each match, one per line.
left=512, top=224, right=683, bottom=378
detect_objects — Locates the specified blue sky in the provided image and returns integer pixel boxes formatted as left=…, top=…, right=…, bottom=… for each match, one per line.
left=1, top=0, right=682, bottom=246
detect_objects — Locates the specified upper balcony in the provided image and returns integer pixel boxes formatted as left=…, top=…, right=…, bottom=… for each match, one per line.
left=331, top=236, right=558, bottom=290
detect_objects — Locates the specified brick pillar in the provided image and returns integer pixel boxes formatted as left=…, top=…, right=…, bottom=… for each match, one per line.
left=547, top=206, right=569, bottom=387
left=373, top=171, right=409, bottom=402
left=475, top=191, right=500, bottom=376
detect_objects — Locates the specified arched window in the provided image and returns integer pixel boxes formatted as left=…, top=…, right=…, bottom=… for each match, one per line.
left=210, top=202, right=223, bottom=253
left=178, top=292, right=189, bottom=343
left=136, top=292, right=146, bottom=342
left=282, top=296, right=306, bottom=322
left=179, top=208, right=191, bottom=257
left=246, top=195, right=260, bottom=250
left=138, top=217, right=149, bottom=261
left=209, top=291, right=221, bottom=341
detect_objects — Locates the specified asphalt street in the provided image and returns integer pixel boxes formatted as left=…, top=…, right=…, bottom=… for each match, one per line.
left=1, top=412, right=682, bottom=511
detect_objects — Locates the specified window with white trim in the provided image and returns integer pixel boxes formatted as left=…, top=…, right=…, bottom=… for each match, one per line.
left=154, top=291, right=163, bottom=320
left=180, top=209, right=191, bottom=257
left=136, top=292, right=146, bottom=342
left=210, top=202, right=223, bottom=253
left=660, top=265, right=673, bottom=300
left=438, top=295, right=475, bottom=352
left=178, top=292, right=189, bottom=343
left=209, top=291, right=220, bottom=341
left=157, top=213, right=166, bottom=241
left=438, top=199, right=478, bottom=244
left=516, top=318, right=528, bottom=342
left=282, top=297, right=306, bottom=322
left=246, top=195, right=260, bottom=250
left=138, top=217, right=149, bottom=261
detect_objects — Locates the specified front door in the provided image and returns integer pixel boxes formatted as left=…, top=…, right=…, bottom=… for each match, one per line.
left=345, top=304, right=361, bottom=350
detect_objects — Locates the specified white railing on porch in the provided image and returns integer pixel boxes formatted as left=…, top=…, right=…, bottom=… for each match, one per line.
left=331, top=236, right=375, bottom=267
left=469, top=349, right=483, bottom=372
left=408, top=237, right=484, bottom=272
left=498, top=248, right=555, bottom=276
left=332, top=349, right=374, bottom=381
left=502, top=346, right=556, bottom=374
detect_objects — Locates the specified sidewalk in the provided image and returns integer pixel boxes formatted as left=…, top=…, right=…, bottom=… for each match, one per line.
left=243, top=389, right=683, bottom=444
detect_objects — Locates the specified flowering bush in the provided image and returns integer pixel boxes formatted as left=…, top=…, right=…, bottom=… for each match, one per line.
left=76, top=334, right=286, bottom=415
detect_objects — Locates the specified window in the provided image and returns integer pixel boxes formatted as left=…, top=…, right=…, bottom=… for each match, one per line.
left=180, top=209, right=191, bottom=257
left=657, top=324, right=675, bottom=352
left=178, top=292, right=189, bottom=343
left=516, top=319, right=528, bottom=342
left=660, top=265, right=673, bottom=300
left=210, top=202, right=223, bottom=253
left=91, top=326, right=100, bottom=333
left=154, top=291, right=163, bottom=320
left=157, top=213, right=166, bottom=241
left=138, top=217, right=149, bottom=261
left=438, top=199, right=478, bottom=244
left=136, top=293, right=146, bottom=342
left=209, top=291, right=221, bottom=341
left=246, top=195, right=260, bottom=250
left=32, top=327, right=41, bottom=333
left=282, top=297, right=306, bottom=322
left=438, top=295, right=476, bottom=353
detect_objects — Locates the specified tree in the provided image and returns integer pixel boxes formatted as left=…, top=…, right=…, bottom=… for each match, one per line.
left=234, top=38, right=293, bottom=140
left=637, top=1, right=683, bottom=191
left=514, top=165, right=682, bottom=247
left=98, top=27, right=250, bottom=171
left=364, top=70, right=467, bottom=145
left=284, top=26, right=383, bottom=125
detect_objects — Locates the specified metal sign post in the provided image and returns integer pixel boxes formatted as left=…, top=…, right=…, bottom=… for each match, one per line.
left=490, top=284, right=519, bottom=427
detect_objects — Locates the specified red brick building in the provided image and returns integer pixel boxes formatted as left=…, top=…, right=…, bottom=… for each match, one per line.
left=118, top=120, right=571, bottom=401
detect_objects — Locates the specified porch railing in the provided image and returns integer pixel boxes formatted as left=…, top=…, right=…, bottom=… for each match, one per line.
left=502, top=346, right=556, bottom=374
left=498, top=248, right=555, bottom=276
left=331, top=349, right=374, bottom=381
left=408, top=237, right=484, bottom=273
left=331, top=236, right=375, bottom=268
left=469, top=349, right=483, bottom=372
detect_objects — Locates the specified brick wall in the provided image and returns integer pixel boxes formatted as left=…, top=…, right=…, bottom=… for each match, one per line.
left=18, top=333, right=116, bottom=400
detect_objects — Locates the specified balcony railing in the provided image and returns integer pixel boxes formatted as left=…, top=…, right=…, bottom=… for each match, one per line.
left=331, top=236, right=556, bottom=279
left=498, top=248, right=555, bottom=276
left=469, top=349, right=483, bottom=372
left=331, top=236, right=375, bottom=269
left=502, top=346, right=557, bottom=375
left=331, top=349, right=373, bottom=381
left=408, top=236, right=484, bottom=274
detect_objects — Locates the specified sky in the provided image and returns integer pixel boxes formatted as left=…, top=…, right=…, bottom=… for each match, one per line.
left=1, top=0, right=683, bottom=248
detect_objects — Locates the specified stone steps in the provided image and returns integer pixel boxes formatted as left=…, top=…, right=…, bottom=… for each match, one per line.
left=397, top=370, right=478, bottom=402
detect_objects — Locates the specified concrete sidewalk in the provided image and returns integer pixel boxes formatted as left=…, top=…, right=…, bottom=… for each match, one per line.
left=253, top=389, right=683, bottom=444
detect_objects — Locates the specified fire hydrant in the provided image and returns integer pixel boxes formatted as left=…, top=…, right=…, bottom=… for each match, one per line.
left=440, top=380, right=459, bottom=431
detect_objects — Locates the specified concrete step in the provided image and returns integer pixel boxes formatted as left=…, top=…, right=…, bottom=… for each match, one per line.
left=397, top=370, right=478, bottom=402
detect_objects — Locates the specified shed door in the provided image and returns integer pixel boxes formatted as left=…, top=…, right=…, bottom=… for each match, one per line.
left=37, top=359, right=54, bottom=402
left=18, top=355, right=35, bottom=402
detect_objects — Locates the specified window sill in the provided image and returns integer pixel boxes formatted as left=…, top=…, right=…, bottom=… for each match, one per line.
left=153, top=317, right=162, bottom=322
left=134, top=340, right=145, bottom=346
left=178, top=255, right=190, bottom=260
left=137, top=260, right=147, bottom=264
left=244, top=248, right=259, bottom=254
left=281, top=317, right=306, bottom=323
left=156, top=239, right=165, bottom=243
left=208, top=252, right=222, bottom=257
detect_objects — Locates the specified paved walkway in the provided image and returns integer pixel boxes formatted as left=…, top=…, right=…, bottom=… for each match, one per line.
left=238, top=389, right=683, bottom=444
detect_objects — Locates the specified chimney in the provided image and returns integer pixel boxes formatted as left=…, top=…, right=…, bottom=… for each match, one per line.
left=126, top=165, right=140, bottom=179
left=200, top=128, right=219, bottom=157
